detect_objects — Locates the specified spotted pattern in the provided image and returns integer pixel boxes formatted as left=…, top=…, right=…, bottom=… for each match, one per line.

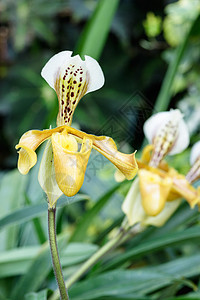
left=55, top=64, right=89, bottom=126
left=150, top=119, right=179, bottom=167
left=186, top=157, right=200, bottom=183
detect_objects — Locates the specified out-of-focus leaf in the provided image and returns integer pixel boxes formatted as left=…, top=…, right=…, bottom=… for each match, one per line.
left=25, top=289, right=48, bottom=300
left=25, top=194, right=47, bottom=244
left=0, top=170, right=28, bottom=251
left=0, top=246, right=40, bottom=278
left=0, top=242, right=97, bottom=278
left=10, top=233, right=67, bottom=299
left=0, top=194, right=89, bottom=230
left=101, top=226, right=200, bottom=271
left=69, top=254, right=200, bottom=299
left=166, top=291, right=200, bottom=300
left=75, top=0, right=120, bottom=59
left=69, top=184, right=121, bottom=242
left=154, top=14, right=200, bottom=112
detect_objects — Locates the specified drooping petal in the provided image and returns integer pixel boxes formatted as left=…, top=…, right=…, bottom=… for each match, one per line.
left=41, top=51, right=104, bottom=126
left=143, top=109, right=189, bottom=167
left=16, top=145, right=37, bottom=175
left=92, top=136, right=138, bottom=180
left=139, top=169, right=172, bottom=216
left=63, top=126, right=138, bottom=180
left=168, top=168, right=200, bottom=208
left=38, top=139, right=63, bottom=207
left=51, top=132, right=92, bottom=197
left=15, top=127, right=62, bottom=174
left=16, top=125, right=138, bottom=179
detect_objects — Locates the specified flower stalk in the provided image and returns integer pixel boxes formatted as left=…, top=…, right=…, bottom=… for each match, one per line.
left=48, top=206, right=69, bottom=300
left=50, top=222, right=143, bottom=300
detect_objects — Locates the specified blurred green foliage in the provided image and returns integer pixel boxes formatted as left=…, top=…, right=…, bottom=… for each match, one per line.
left=0, top=0, right=200, bottom=299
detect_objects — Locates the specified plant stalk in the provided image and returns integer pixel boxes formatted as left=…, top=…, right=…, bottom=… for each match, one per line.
left=48, top=206, right=69, bottom=300
left=50, top=222, right=143, bottom=300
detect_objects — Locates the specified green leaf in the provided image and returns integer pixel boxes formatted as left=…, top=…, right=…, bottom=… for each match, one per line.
left=154, top=15, right=200, bottom=111
left=61, top=243, right=98, bottom=267
left=0, top=242, right=97, bottom=279
left=0, top=170, right=28, bottom=251
left=101, top=226, right=200, bottom=271
left=75, top=0, right=120, bottom=59
left=25, top=195, right=47, bottom=244
left=0, top=246, right=40, bottom=278
left=25, top=289, right=48, bottom=300
left=166, top=291, right=200, bottom=300
left=69, top=184, right=121, bottom=242
left=0, top=194, right=89, bottom=230
left=10, top=234, right=67, bottom=299
left=69, top=254, right=200, bottom=299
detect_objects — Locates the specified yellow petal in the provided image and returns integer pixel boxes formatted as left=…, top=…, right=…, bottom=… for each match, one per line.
left=143, top=198, right=181, bottom=227
left=16, top=125, right=138, bottom=179
left=139, top=169, right=172, bottom=216
left=16, top=145, right=37, bottom=175
left=141, top=144, right=154, bottom=164
left=168, top=168, right=200, bottom=208
left=15, top=127, right=64, bottom=174
left=38, top=140, right=63, bottom=207
left=92, top=137, right=138, bottom=180
left=51, top=132, right=92, bottom=197
left=59, top=126, right=138, bottom=180
left=122, top=176, right=181, bottom=227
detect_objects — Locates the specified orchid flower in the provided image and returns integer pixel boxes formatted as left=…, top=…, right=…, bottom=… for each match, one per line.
left=16, top=51, right=138, bottom=207
left=143, top=109, right=189, bottom=167
left=122, top=109, right=200, bottom=228
left=122, top=145, right=200, bottom=227
left=186, top=141, right=200, bottom=183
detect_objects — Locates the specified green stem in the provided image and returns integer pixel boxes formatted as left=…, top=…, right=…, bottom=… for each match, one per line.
left=48, top=207, right=69, bottom=300
left=50, top=222, right=143, bottom=300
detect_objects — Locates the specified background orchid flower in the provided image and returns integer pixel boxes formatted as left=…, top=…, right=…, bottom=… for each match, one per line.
left=186, top=141, right=200, bottom=183
left=122, top=155, right=200, bottom=227
left=122, top=137, right=200, bottom=228
left=143, top=109, right=189, bottom=167
left=16, top=51, right=138, bottom=207
left=122, top=176, right=181, bottom=227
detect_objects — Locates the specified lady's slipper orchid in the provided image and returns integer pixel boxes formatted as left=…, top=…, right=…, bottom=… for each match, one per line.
left=143, top=109, right=189, bottom=167
left=186, top=141, right=200, bottom=183
left=122, top=176, right=181, bottom=227
left=122, top=143, right=200, bottom=227
left=16, top=51, right=138, bottom=206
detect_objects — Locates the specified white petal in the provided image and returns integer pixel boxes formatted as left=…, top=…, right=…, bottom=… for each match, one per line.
left=190, top=141, right=200, bottom=165
left=143, top=109, right=189, bottom=155
left=144, top=111, right=171, bottom=144
left=41, top=51, right=105, bottom=95
left=41, top=51, right=73, bottom=89
left=169, top=118, right=190, bottom=155
left=84, top=55, right=105, bottom=94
